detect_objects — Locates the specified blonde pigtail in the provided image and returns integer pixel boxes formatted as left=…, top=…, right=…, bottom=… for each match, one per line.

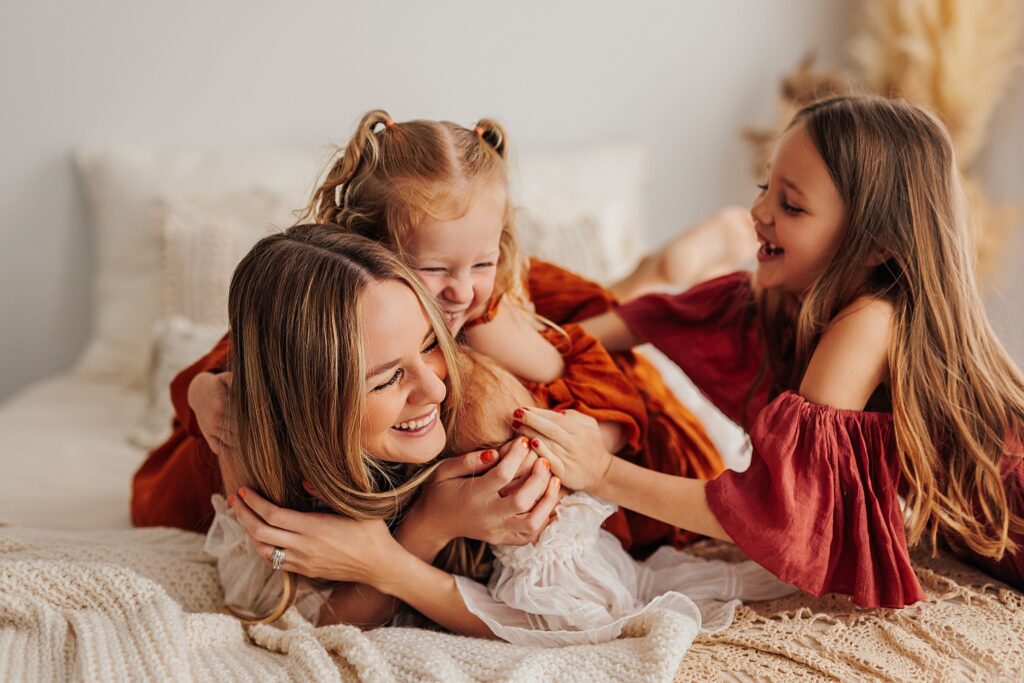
left=304, top=109, right=394, bottom=225
left=474, top=118, right=507, bottom=158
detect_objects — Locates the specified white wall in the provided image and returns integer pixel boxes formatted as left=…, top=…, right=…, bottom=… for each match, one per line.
left=978, top=65, right=1024, bottom=364
left=3, top=1, right=1020, bottom=401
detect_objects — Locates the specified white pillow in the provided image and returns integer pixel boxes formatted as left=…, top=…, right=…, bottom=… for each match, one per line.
left=75, top=142, right=647, bottom=389
left=160, top=193, right=289, bottom=326
left=74, top=145, right=321, bottom=387
left=127, top=315, right=227, bottom=450
left=514, top=143, right=647, bottom=283
left=127, top=195, right=295, bottom=447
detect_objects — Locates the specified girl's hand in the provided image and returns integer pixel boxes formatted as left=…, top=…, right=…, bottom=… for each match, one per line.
left=512, top=408, right=614, bottom=493
left=229, top=487, right=400, bottom=587
left=416, top=437, right=562, bottom=547
left=188, top=371, right=237, bottom=458
left=188, top=371, right=245, bottom=498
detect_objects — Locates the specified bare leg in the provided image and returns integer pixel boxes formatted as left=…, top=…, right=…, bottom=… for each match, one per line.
left=610, top=207, right=757, bottom=301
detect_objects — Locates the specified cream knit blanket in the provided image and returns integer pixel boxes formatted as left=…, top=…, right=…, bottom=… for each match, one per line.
left=2, top=526, right=1023, bottom=682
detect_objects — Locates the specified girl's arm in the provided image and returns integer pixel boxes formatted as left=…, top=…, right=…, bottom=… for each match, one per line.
left=515, top=297, right=894, bottom=539
left=798, top=296, right=893, bottom=410
left=188, top=371, right=247, bottom=498
left=578, top=310, right=641, bottom=353
left=514, top=408, right=730, bottom=541
left=464, top=300, right=565, bottom=383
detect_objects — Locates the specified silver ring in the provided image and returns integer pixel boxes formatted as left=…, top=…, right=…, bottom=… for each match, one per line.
left=270, top=547, right=286, bottom=572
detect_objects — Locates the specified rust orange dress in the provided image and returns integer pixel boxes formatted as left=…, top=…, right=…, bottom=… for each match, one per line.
left=132, top=259, right=724, bottom=556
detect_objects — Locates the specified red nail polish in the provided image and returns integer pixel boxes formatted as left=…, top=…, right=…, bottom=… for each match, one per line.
left=531, top=438, right=540, bottom=449
left=511, top=420, right=521, bottom=430
left=227, top=494, right=236, bottom=506
left=513, top=408, right=524, bottom=419
left=555, top=409, right=566, bottom=415
left=238, top=488, right=247, bottom=497
left=481, top=449, right=496, bottom=464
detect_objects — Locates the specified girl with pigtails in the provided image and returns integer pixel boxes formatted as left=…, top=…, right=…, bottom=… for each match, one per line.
left=135, top=109, right=732, bottom=558
left=513, top=95, right=1024, bottom=606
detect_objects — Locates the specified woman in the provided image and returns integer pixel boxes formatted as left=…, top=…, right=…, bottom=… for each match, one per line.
left=188, top=225, right=561, bottom=631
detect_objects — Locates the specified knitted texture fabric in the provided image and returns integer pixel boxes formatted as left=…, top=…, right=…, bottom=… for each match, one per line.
left=1, top=527, right=1022, bottom=682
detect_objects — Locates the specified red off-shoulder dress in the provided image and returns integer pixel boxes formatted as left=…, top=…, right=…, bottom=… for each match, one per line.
left=616, top=271, right=1024, bottom=608
left=132, top=259, right=724, bottom=556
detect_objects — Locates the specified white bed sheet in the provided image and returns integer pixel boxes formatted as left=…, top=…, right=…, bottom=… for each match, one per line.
left=0, top=373, right=145, bottom=529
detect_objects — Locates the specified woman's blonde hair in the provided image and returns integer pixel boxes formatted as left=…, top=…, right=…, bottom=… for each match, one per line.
left=302, top=109, right=529, bottom=306
left=227, top=225, right=488, bottom=584
left=757, top=95, right=1024, bottom=560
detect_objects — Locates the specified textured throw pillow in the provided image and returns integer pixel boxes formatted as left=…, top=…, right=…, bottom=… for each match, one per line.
left=128, top=195, right=293, bottom=448
left=160, top=193, right=289, bottom=326
left=74, top=145, right=320, bottom=387
left=514, top=143, right=647, bottom=283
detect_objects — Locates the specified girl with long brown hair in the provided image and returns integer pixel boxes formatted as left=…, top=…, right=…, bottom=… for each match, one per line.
left=514, top=95, right=1024, bottom=607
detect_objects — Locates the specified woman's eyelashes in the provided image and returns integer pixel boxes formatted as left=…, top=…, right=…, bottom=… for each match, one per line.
left=372, top=368, right=404, bottom=392
left=371, top=337, right=438, bottom=392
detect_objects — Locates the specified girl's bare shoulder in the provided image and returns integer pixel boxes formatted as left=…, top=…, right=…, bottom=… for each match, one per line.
left=800, top=297, right=895, bottom=410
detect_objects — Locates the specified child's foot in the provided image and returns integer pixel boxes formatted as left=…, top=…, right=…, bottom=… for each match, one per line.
left=611, top=207, right=757, bottom=300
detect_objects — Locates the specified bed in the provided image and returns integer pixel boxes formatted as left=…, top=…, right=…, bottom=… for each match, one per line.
left=1, top=143, right=1021, bottom=682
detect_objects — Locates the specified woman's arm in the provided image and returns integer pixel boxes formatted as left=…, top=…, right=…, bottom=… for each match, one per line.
left=464, top=301, right=565, bottom=383
left=313, top=501, right=454, bottom=628
left=231, top=439, right=561, bottom=630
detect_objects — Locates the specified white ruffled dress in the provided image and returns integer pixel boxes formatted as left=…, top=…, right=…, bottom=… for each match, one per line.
left=453, top=492, right=796, bottom=647
left=205, top=492, right=794, bottom=646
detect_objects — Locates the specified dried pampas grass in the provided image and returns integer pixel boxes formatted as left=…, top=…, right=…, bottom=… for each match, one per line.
left=745, top=0, right=1022, bottom=279
left=852, top=0, right=1022, bottom=166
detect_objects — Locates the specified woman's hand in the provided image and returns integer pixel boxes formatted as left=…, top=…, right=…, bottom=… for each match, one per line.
left=413, top=437, right=562, bottom=547
left=229, top=487, right=400, bottom=586
left=512, top=408, right=615, bottom=493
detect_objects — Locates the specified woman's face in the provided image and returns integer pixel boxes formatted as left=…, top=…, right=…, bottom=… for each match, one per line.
left=359, top=279, right=449, bottom=464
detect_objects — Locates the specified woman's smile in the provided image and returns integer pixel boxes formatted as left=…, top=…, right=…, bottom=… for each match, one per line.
left=391, top=404, right=440, bottom=435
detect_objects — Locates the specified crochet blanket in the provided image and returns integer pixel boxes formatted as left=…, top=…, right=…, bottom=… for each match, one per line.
left=2, top=526, right=1022, bottom=682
